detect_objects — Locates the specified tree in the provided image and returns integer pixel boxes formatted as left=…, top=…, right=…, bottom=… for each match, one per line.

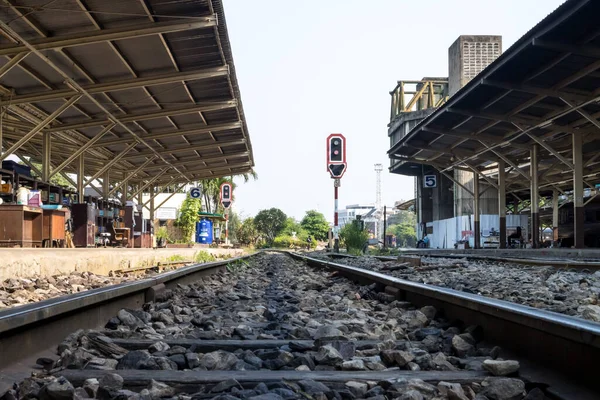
left=388, top=223, right=417, bottom=247
left=198, top=169, right=258, bottom=214
left=20, top=159, right=74, bottom=189
left=301, top=210, right=330, bottom=241
left=176, top=195, right=202, bottom=241
left=282, top=217, right=303, bottom=237
left=236, top=217, right=259, bottom=246
left=227, top=210, right=241, bottom=243
left=254, top=208, right=287, bottom=244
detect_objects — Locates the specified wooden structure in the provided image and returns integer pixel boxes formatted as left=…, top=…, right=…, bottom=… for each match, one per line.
left=42, top=209, right=66, bottom=247
left=71, top=203, right=95, bottom=248
left=0, top=205, right=43, bottom=247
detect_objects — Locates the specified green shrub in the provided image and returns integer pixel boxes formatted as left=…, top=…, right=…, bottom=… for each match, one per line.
left=340, top=223, right=369, bottom=253
left=167, top=254, right=186, bottom=262
left=194, top=250, right=216, bottom=264
left=155, top=226, right=171, bottom=242
left=348, top=248, right=364, bottom=256
left=273, top=235, right=303, bottom=249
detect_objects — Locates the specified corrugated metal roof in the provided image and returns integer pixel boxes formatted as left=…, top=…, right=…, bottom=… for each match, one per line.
left=0, top=0, right=253, bottom=187
left=389, top=0, right=600, bottom=197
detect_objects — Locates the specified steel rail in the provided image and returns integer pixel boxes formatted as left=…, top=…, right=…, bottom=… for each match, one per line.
left=0, top=253, right=254, bottom=369
left=288, top=252, right=600, bottom=390
left=371, top=253, right=600, bottom=269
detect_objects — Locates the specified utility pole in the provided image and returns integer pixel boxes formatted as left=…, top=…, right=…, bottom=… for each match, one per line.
left=383, top=205, right=387, bottom=248
left=374, top=163, right=383, bottom=241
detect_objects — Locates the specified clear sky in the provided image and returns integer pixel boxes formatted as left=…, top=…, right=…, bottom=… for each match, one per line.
left=226, top=0, right=565, bottom=221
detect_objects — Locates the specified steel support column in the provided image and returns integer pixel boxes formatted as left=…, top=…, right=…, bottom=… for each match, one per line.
left=552, top=190, right=559, bottom=246
left=121, top=180, right=128, bottom=205
left=77, top=154, right=84, bottom=203
left=42, top=132, right=51, bottom=182
left=149, top=186, right=155, bottom=221
left=473, top=172, right=480, bottom=249
left=573, top=133, right=584, bottom=248
left=498, top=160, right=507, bottom=249
left=102, top=171, right=109, bottom=199
left=137, top=185, right=143, bottom=206
left=531, top=145, right=540, bottom=248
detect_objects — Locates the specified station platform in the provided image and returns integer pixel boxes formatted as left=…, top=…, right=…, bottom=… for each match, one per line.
left=400, top=248, right=600, bottom=261
left=0, top=247, right=245, bottom=280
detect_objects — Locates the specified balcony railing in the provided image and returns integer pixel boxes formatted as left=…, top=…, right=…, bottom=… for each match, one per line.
left=390, top=79, right=449, bottom=122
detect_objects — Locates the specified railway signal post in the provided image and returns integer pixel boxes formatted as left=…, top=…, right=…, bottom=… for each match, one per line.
left=220, top=183, right=232, bottom=245
left=327, top=133, right=347, bottom=253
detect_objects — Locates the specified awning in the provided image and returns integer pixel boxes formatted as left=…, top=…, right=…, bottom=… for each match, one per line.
left=388, top=0, right=600, bottom=198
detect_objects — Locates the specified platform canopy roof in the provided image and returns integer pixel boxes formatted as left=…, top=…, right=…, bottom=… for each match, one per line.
left=0, top=0, right=253, bottom=188
left=389, top=0, right=600, bottom=198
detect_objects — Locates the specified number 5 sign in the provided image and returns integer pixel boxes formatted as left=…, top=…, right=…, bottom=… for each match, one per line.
left=424, top=175, right=437, bottom=188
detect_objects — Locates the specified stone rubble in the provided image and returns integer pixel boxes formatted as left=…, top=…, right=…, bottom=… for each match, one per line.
left=0, top=272, right=131, bottom=310
left=308, top=253, right=600, bottom=322
left=4, top=252, right=548, bottom=400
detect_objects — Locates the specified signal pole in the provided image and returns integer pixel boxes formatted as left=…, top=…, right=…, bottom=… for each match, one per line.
left=326, top=133, right=347, bottom=253
left=334, top=179, right=340, bottom=252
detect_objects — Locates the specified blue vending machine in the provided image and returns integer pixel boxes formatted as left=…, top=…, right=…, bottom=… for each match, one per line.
left=195, top=218, right=213, bottom=244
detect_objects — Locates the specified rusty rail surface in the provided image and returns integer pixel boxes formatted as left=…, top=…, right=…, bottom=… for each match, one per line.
left=289, top=252, right=600, bottom=397
left=0, top=254, right=253, bottom=369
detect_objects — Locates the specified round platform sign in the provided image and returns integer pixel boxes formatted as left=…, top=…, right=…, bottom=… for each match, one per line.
left=189, top=187, right=201, bottom=199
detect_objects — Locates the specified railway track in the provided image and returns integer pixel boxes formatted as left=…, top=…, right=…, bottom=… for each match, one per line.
left=326, top=251, right=600, bottom=270
left=377, top=253, right=600, bottom=270
left=0, top=251, right=598, bottom=399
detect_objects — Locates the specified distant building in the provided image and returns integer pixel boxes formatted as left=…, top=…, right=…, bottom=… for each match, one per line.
left=339, top=204, right=397, bottom=238
left=338, top=204, right=374, bottom=227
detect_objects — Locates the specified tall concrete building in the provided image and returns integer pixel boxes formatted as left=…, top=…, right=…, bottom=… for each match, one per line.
left=449, top=36, right=503, bottom=218
left=449, top=35, right=502, bottom=96
left=388, top=35, right=506, bottom=248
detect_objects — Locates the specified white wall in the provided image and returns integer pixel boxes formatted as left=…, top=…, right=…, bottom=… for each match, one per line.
left=426, top=214, right=528, bottom=249
left=141, top=193, right=187, bottom=220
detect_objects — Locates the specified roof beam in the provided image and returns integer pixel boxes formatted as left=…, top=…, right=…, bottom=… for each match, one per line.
left=49, top=123, right=116, bottom=178
left=108, top=157, right=157, bottom=197
left=0, top=66, right=228, bottom=106
left=0, top=18, right=217, bottom=57
left=179, top=161, right=253, bottom=175
left=144, top=152, right=250, bottom=171
left=93, top=122, right=241, bottom=147
left=121, top=138, right=246, bottom=161
left=422, top=127, right=530, bottom=150
left=482, top=79, right=590, bottom=102
left=44, top=101, right=236, bottom=133
left=532, top=38, right=600, bottom=59
left=513, top=123, right=575, bottom=170
left=150, top=162, right=253, bottom=184
left=0, top=96, right=81, bottom=161
left=447, top=107, right=541, bottom=126
left=83, top=143, right=138, bottom=186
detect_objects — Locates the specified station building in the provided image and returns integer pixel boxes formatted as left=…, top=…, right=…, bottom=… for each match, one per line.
left=387, top=0, right=600, bottom=249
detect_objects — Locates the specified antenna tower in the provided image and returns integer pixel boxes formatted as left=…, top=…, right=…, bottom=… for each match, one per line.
left=374, top=164, right=383, bottom=238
